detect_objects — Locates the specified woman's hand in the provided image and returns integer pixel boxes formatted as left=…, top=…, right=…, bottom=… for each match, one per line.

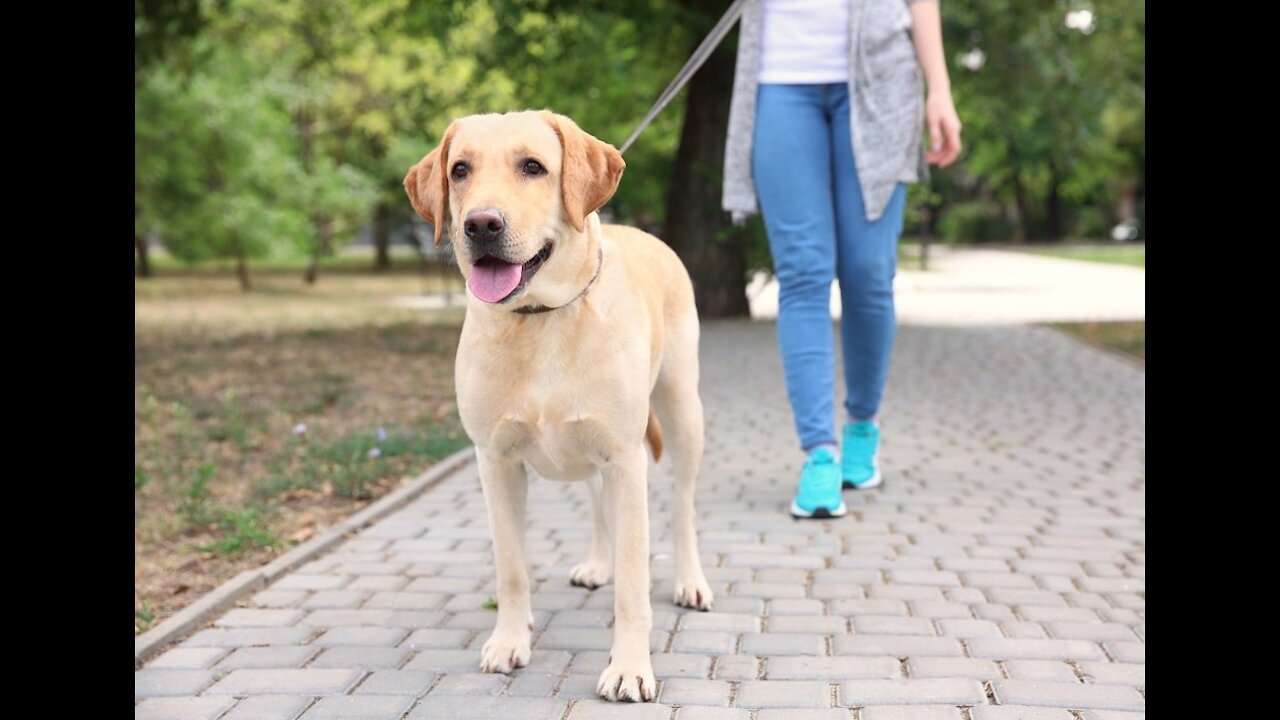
left=910, top=0, right=962, bottom=168
left=925, top=89, right=962, bottom=167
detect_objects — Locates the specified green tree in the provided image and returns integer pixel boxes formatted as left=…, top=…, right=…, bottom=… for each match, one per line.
left=945, top=0, right=1144, bottom=240
left=134, top=0, right=207, bottom=277
left=135, top=43, right=374, bottom=290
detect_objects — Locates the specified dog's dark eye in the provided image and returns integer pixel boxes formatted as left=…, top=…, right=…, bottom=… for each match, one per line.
left=451, top=162, right=469, bottom=180
left=522, top=160, right=546, bottom=176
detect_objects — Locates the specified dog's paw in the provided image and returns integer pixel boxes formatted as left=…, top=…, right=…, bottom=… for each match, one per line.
left=596, top=656, right=656, bottom=702
left=479, top=631, right=531, bottom=674
left=569, top=560, right=612, bottom=590
left=674, top=576, right=714, bottom=611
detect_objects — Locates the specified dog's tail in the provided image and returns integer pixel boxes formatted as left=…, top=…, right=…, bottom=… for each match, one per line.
left=645, top=408, right=664, bottom=462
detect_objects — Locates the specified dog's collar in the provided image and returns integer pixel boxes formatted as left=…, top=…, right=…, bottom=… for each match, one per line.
left=513, top=244, right=603, bottom=315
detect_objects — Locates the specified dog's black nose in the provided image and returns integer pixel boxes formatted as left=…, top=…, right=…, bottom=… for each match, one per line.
left=464, top=210, right=505, bottom=243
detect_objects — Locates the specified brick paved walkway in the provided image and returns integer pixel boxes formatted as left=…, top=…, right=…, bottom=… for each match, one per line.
left=135, top=321, right=1146, bottom=719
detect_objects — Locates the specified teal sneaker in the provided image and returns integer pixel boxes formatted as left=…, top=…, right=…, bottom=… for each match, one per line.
left=790, top=448, right=847, bottom=519
left=841, top=421, right=883, bottom=489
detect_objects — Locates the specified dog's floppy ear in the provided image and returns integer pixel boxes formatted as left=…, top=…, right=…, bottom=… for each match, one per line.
left=541, top=111, right=625, bottom=233
left=404, top=122, right=457, bottom=247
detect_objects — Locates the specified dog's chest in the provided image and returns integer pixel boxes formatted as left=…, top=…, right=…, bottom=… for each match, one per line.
left=457, top=326, right=647, bottom=478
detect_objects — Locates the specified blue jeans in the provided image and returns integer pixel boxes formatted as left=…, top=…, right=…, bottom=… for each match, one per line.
left=752, top=82, right=907, bottom=451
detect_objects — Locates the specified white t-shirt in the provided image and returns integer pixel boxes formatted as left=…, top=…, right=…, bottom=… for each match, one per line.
left=758, top=0, right=852, bottom=84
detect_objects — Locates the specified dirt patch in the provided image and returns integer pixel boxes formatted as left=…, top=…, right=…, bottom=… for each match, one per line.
left=135, top=269, right=467, bottom=634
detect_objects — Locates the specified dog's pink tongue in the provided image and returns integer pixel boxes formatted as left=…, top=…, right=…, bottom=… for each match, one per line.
left=468, top=260, right=523, bottom=303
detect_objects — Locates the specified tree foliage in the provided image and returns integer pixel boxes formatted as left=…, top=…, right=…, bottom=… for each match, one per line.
left=136, top=0, right=1144, bottom=300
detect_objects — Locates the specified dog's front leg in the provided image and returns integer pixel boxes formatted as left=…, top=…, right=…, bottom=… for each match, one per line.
left=596, top=445, right=656, bottom=702
left=476, top=450, right=533, bottom=673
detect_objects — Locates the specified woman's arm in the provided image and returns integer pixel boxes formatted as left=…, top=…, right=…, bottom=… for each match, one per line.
left=909, top=0, right=962, bottom=167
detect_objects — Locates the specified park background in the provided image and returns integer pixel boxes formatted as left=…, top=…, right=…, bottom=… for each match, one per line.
left=135, top=0, right=1145, bottom=635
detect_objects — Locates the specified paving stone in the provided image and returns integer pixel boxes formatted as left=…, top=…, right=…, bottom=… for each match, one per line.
left=145, top=647, right=229, bottom=670
left=309, top=646, right=410, bottom=669
left=216, top=609, right=305, bottom=627
left=409, top=696, right=567, bottom=719
left=353, top=669, right=438, bottom=695
left=300, top=696, right=414, bottom=720
left=672, top=631, right=739, bottom=655
left=314, top=627, right=410, bottom=647
left=674, top=709, right=752, bottom=720
left=906, top=657, right=999, bottom=680
left=220, top=695, right=313, bottom=720
left=712, top=655, right=760, bottom=680
left=182, top=627, right=315, bottom=648
left=992, top=680, right=1145, bottom=711
left=429, top=673, right=508, bottom=695
left=134, top=697, right=235, bottom=720
left=740, top=633, right=826, bottom=656
left=765, top=656, right=900, bottom=680
left=134, top=670, right=217, bottom=698
left=970, top=708, right=1075, bottom=720
left=838, top=678, right=985, bottom=705
left=657, top=678, right=733, bottom=706
left=1078, top=661, right=1144, bottom=686
left=854, top=616, right=936, bottom=636
left=860, top=707, right=966, bottom=720
left=1003, top=660, right=1080, bottom=682
left=966, top=638, right=1105, bottom=661
left=833, top=635, right=964, bottom=657
left=565, top=702, right=675, bottom=719
left=204, top=668, right=363, bottom=695
left=736, top=680, right=831, bottom=708
left=215, top=646, right=318, bottom=670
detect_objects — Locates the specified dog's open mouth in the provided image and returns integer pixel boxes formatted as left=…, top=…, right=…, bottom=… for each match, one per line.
left=468, top=243, right=553, bottom=304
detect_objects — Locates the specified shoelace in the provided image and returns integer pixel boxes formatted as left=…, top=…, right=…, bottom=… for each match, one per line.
left=803, top=456, right=839, bottom=488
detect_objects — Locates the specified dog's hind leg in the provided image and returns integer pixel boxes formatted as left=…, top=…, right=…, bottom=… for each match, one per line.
left=570, top=473, right=613, bottom=589
left=652, top=320, right=714, bottom=611
left=477, top=451, right=534, bottom=674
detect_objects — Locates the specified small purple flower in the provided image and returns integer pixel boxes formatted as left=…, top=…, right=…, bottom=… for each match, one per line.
left=368, top=447, right=382, bottom=459
left=376, top=426, right=388, bottom=441
left=293, top=423, right=308, bottom=436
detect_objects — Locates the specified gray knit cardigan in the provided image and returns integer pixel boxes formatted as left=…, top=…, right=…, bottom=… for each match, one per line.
left=723, top=0, right=933, bottom=223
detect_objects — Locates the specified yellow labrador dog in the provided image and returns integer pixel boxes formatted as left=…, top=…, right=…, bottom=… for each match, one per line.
left=404, top=110, right=713, bottom=703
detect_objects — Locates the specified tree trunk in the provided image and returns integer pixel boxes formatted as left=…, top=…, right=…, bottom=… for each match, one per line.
left=373, top=202, right=391, bottom=271
left=135, top=233, right=151, bottom=278
left=304, top=215, right=332, bottom=285
left=661, top=0, right=750, bottom=318
left=135, top=192, right=152, bottom=277
left=296, top=105, right=328, bottom=285
left=136, top=230, right=152, bottom=275
left=1011, top=170, right=1031, bottom=243
left=236, top=248, right=251, bottom=292
left=1045, top=162, right=1063, bottom=242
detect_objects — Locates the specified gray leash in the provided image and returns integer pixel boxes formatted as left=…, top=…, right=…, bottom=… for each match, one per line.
left=617, top=0, right=747, bottom=155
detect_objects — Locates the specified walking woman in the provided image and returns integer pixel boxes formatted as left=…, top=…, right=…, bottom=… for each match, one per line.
left=723, top=0, right=962, bottom=518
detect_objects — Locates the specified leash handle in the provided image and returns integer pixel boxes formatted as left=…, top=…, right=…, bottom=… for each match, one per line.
left=618, top=0, right=747, bottom=156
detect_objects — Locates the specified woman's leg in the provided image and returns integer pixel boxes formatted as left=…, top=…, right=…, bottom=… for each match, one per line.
left=828, top=84, right=907, bottom=423
left=752, top=83, right=838, bottom=452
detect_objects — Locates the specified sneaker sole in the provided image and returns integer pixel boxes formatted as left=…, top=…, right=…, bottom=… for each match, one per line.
left=843, top=467, right=882, bottom=490
left=790, top=499, right=848, bottom=519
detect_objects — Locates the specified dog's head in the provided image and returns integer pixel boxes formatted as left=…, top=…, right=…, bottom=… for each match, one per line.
left=404, top=111, right=625, bottom=307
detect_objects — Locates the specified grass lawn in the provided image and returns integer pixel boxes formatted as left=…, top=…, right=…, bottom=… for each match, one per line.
left=134, top=259, right=469, bottom=634
left=1025, top=244, right=1145, bottom=267
left=1051, top=321, right=1145, bottom=364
